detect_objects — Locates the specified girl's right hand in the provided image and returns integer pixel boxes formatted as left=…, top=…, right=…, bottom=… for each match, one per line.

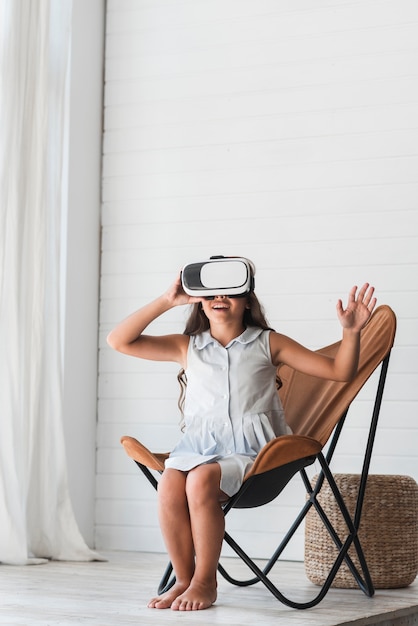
left=164, top=273, right=203, bottom=307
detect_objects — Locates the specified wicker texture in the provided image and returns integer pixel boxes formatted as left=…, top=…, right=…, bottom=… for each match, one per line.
left=305, top=474, right=418, bottom=589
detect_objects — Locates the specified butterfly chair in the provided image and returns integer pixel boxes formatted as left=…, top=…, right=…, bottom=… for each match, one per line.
left=121, top=305, right=396, bottom=609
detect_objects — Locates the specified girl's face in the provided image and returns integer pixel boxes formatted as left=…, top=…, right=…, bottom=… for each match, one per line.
left=200, top=295, right=249, bottom=325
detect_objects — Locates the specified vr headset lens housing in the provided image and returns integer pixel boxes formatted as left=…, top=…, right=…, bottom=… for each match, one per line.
left=181, top=258, right=254, bottom=298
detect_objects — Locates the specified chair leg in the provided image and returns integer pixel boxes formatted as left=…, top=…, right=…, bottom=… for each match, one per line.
left=317, top=454, right=375, bottom=597
left=157, top=562, right=176, bottom=595
left=218, top=452, right=374, bottom=606
left=222, top=528, right=335, bottom=609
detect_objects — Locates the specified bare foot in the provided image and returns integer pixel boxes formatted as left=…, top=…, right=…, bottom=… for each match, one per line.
left=171, top=580, right=217, bottom=611
left=147, top=582, right=189, bottom=609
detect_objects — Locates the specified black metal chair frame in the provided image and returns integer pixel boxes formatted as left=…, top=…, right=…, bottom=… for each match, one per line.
left=134, top=352, right=391, bottom=609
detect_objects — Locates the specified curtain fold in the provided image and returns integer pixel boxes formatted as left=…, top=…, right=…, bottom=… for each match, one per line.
left=0, top=0, right=101, bottom=564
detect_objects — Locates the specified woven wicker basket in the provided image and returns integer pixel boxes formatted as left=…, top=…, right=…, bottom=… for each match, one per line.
left=305, top=474, right=418, bottom=589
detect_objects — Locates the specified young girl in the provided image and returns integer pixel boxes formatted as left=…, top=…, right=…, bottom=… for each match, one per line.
left=107, top=260, right=376, bottom=612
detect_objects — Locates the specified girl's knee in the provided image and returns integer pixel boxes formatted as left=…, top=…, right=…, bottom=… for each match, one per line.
left=185, top=464, right=222, bottom=506
left=158, top=469, right=186, bottom=505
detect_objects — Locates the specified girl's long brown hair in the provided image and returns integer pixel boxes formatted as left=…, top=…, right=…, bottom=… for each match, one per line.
left=177, top=292, right=282, bottom=424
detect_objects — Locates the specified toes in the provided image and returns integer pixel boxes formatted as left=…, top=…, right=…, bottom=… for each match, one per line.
left=147, top=595, right=173, bottom=609
left=171, top=594, right=213, bottom=611
left=172, top=599, right=195, bottom=611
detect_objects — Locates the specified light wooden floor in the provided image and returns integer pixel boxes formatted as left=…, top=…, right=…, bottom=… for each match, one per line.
left=1, top=551, right=417, bottom=626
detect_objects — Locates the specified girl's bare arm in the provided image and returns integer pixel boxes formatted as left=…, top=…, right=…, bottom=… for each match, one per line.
left=106, top=275, right=201, bottom=366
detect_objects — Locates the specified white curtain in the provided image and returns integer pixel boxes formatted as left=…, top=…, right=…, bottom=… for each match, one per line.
left=0, top=0, right=101, bottom=564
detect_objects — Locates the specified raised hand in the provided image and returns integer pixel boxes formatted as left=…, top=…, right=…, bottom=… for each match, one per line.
left=336, top=283, right=377, bottom=332
left=164, top=273, right=203, bottom=307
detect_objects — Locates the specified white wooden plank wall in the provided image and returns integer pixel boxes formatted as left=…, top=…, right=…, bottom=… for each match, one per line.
left=97, top=0, right=418, bottom=560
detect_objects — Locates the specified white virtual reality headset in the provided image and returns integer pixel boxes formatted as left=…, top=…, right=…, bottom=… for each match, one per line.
left=181, top=256, right=255, bottom=299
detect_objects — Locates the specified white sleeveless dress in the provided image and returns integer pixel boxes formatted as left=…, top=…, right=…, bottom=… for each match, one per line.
left=165, top=327, right=291, bottom=496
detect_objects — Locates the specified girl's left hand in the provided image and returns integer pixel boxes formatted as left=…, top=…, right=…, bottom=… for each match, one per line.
left=336, top=283, right=377, bottom=332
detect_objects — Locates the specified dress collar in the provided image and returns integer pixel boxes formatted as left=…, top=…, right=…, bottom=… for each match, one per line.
left=194, top=326, right=264, bottom=350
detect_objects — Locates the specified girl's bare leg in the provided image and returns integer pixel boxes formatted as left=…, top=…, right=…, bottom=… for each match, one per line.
left=171, top=463, right=225, bottom=611
left=148, top=469, right=195, bottom=609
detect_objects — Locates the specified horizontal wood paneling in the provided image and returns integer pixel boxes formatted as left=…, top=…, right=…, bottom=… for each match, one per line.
left=98, top=0, right=418, bottom=559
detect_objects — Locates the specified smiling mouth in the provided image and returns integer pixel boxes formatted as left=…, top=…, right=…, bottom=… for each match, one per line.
left=212, top=304, right=229, bottom=309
